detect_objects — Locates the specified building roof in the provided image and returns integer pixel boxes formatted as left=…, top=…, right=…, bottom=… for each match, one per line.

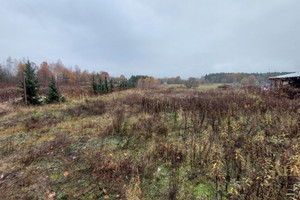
left=269, top=72, right=300, bottom=80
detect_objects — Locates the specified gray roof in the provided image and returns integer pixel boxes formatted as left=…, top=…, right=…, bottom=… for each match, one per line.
left=269, top=72, right=300, bottom=79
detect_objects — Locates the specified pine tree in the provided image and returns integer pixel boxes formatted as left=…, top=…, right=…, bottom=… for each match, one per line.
left=109, top=79, right=114, bottom=92
left=20, top=60, right=41, bottom=105
left=45, top=76, right=65, bottom=104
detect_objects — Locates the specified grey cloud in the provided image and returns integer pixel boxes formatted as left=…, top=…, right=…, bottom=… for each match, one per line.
left=1, top=0, right=300, bottom=78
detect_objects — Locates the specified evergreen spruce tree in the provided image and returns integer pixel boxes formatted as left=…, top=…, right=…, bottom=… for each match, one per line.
left=92, top=75, right=98, bottom=94
left=98, top=77, right=102, bottom=94
left=118, top=80, right=124, bottom=90
left=118, top=81, right=122, bottom=90
left=109, top=79, right=114, bottom=92
left=20, top=60, right=41, bottom=105
left=103, top=76, right=108, bottom=93
left=128, top=80, right=134, bottom=88
left=45, top=76, right=65, bottom=104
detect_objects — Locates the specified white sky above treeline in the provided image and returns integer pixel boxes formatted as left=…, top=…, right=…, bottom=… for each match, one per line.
left=1, top=0, right=299, bottom=78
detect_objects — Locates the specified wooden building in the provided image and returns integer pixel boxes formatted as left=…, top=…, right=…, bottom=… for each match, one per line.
left=269, top=72, right=300, bottom=88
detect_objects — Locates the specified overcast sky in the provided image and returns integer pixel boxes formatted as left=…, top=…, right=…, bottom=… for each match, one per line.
left=1, top=0, right=300, bottom=78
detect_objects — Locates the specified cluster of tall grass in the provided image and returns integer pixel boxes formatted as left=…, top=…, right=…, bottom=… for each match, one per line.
left=117, top=89, right=300, bottom=199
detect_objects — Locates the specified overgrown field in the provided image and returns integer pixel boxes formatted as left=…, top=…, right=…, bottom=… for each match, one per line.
left=0, top=87, right=299, bottom=199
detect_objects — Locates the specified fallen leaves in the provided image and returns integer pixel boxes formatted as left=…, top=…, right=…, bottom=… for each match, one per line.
left=63, top=172, right=69, bottom=177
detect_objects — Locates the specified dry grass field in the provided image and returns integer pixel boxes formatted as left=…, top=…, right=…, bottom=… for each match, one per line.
left=0, top=86, right=299, bottom=199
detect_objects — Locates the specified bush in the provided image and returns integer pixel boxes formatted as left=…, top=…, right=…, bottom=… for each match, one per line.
left=184, top=77, right=199, bottom=88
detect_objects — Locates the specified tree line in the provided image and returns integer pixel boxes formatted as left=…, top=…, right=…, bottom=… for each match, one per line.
left=0, top=57, right=158, bottom=105
left=2, top=57, right=291, bottom=91
left=0, top=57, right=157, bottom=89
left=157, top=72, right=291, bottom=88
left=203, top=72, right=290, bottom=85
left=0, top=57, right=91, bottom=85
